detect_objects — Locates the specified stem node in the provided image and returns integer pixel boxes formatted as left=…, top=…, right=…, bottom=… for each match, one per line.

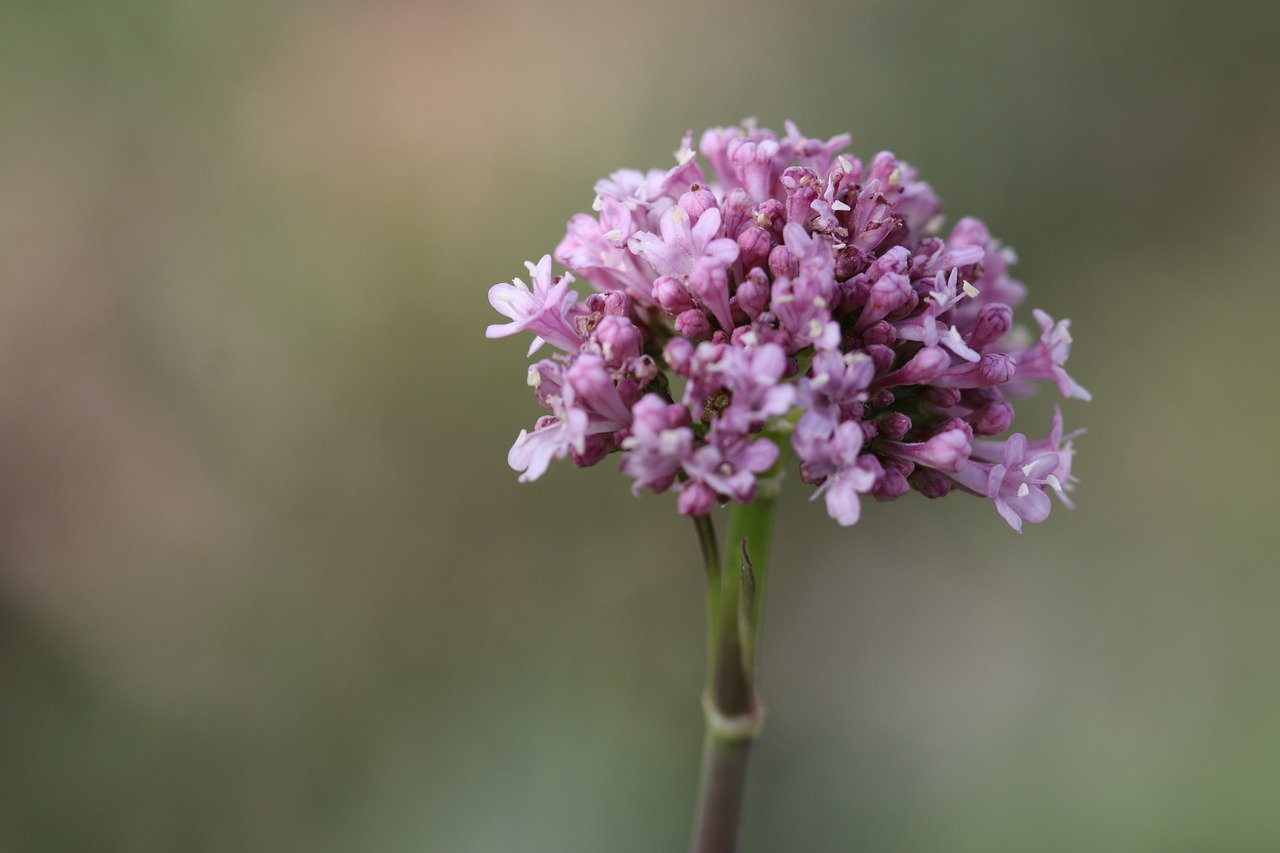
left=701, top=692, right=765, bottom=744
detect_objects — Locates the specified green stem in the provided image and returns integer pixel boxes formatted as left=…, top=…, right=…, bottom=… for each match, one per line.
left=693, top=512, right=724, bottom=743
left=691, top=736, right=753, bottom=853
left=690, top=480, right=782, bottom=853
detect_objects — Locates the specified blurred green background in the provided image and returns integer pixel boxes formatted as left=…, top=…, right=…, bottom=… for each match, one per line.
left=2, top=0, right=1278, bottom=850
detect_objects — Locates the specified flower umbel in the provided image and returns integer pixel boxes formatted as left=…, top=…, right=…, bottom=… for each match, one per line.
left=489, top=121, right=1087, bottom=531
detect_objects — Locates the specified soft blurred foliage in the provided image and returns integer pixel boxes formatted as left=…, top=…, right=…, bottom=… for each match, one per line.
left=1, top=0, right=1278, bottom=850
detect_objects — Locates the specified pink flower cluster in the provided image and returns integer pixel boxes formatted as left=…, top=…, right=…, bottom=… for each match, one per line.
left=488, top=121, right=1086, bottom=531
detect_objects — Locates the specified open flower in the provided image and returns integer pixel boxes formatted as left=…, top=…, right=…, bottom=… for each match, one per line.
left=1011, top=309, right=1092, bottom=401
left=947, top=433, right=1065, bottom=532
left=486, top=255, right=584, bottom=355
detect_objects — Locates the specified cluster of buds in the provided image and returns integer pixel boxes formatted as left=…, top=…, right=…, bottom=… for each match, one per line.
left=488, top=121, right=1086, bottom=531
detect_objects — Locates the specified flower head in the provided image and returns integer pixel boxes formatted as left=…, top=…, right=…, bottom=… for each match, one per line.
left=489, top=122, right=1087, bottom=530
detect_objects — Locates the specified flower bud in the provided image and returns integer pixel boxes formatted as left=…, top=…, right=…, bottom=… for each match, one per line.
left=733, top=267, right=770, bottom=320
left=865, top=344, right=896, bottom=374
left=862, top=320, right=896, bottom=347
left=965, top=303, right=1013, bottom=351
left=679, top=187, right=719, bottom=224
left=879, top=411, right=912, bottom=440
left=910, top=468, right=953, bottom=499
left=926, top=387, right=963, bottom=408
left=572, top=433, right=614, bottom=468
left=970, top=401, right=1014, bottom=436
left=591, top=315, right=642, bottom=365
left=719, top=188, right=755, bottom=238
left=663, top=337, right=694, bottom=375
left=768, top=244, right=796, bottom=280
left=873, top=468, right=910, bottom=502
left=932, top=353, right=1016, bottom=389
left=653, top=275, right=694, bottom=316
left=675, top=309, right=712, bottom=341
left=875, top=346, right=950, bottom=388
left=868, top=389, right=895, bottom=408
left=737, top=226, right=773, bottom=273
left=961, top=387, right=1002, bottom=407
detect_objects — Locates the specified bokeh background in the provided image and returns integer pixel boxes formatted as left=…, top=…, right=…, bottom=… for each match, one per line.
left=2, top=0, right=1278, bottom=850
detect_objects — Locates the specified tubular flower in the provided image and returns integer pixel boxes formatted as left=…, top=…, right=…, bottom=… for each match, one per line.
left=489, top=122, right=1087, bottom=530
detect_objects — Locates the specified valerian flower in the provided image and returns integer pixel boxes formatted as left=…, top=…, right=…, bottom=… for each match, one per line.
left=489, top=121, right=1087, bottom=531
